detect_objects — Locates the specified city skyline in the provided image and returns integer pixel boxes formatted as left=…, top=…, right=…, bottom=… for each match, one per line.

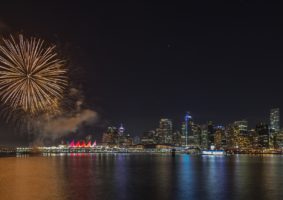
left=1, top=2, right=283, bottom=200
left=107, top=107, right=281, bottom=135
left=0, top=2, right=283, bottom=144
left=11, top=107, right=283, bottom=153
left=104, top=107, right=280, bottom=139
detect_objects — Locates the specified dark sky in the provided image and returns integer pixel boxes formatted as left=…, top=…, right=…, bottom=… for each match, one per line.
left=0, top=1, right=283, bottom=142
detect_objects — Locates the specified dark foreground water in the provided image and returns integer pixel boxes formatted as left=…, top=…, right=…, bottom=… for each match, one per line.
left=0, top=154, right=283, bottom=200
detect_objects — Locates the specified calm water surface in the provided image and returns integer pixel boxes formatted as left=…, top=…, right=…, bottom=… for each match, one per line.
left=0, top=154, right=283, bottom=200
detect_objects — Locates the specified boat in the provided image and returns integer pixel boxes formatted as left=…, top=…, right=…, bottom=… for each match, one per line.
left=201, top=150, right=225, bottom=155
left=201, top=145, right=225, bottom=155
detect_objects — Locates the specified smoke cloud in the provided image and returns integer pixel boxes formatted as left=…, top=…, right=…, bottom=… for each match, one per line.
left=42, top=109, right=98, bottom=140
left=33, top=87, right=99, bottom=144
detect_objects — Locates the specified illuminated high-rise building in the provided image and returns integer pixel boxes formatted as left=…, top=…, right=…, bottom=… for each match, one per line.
left=214, top=130, right=223, bottom=149
left=255, top=122, right=269, bottom=148
left=102, top=127, right=119, bottom=145
left=270, top=108, right=280, bottom=133
left=156, top=119, right=173, bottom=144
left=141, top=130, right=155, bottom=144
left=200, top=125, right=208, bottom=149
left=118, top=124, right=125, bottom=136
left=275, top=131, right=283, bottom=148
left=133, top=136, right=141, bottom=144
left=234, top=120, right=248, bottom=134
left=172, top=131, right=182, bottom=146
left=191, top=122, right=201, bottom=145
left=184, top=112, right=192, bottom=146
left=207, top=121, right=215, bottom=147
left=269, top=108, right=280, bottom=148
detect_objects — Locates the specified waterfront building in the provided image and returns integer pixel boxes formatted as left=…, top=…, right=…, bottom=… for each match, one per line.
left=207, top=121, right=215, bottom=147
left=119, top=134, right=133, bottom=146
left=181, top=122, right=186, bottom=146
left=184, top=112, right=192, bottom=146
left=200, top=125, right=209, bottom=149
left=102, top=126, right=119, bottom=145
left=172, top=131, right=182, bottom=146
left=226, top=124, right=240, bottom=149
left=156, top=119, right=173, bottom=144
left=141, top=130, right=155, bottom=145
left=270, top=108, right=280, bottom=133
left=234, top=120, right=248, bottom=134
left=191, top=123, right=201, bottom=146
left=226, top=124, right=252, bottom=149
left=237, top=135, right=252, bottom=149
left=255, top=123, right=269, bottom=148
left=118, top=124, right=125, bottom=136
left=133, top=136, right=141, bottom=144
left=113, top=124, right=133, bottom=147
left=270, top=108, right=280, bottom=148
left=214, top=129, right=223, bottom=149
left=248, top=129, right=259, bottom=148
left=275, top=131, right=283, bottom=148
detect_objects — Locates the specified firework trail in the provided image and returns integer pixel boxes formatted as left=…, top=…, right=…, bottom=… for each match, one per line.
left=0, top=34, right=68, bottom=116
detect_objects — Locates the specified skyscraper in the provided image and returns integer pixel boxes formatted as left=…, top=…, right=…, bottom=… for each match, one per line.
left=270, top=108, right=280, bottom=133
left=200, top=125, right=209, bottom=149
left=270, top=108, right=280, bottom=148
left=234, top=120, right=248, bottom=134
left=207, top=121, right=215, bottom=147
left=184, top=112, right=192, bottom=146
left=255, top=123, right=269, bottom=148
left=214, top=129, right=223, bottom=149
left=118, top=124, right=125, bottom=136
left=156, top=119, right=173, bottom=144
left=102, top=127, right=119, bottom=145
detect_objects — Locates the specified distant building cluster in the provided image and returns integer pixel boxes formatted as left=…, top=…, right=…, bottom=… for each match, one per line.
left=102, top=108, right=283, bottom=151
left=102, top=124, right=133, bottom=147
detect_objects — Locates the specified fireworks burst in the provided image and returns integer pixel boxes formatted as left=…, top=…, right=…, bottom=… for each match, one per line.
left=0, top=34, right=68, bottom=116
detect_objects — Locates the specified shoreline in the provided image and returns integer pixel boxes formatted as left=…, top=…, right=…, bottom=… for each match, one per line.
left=1, top=152, right=283, bottom=158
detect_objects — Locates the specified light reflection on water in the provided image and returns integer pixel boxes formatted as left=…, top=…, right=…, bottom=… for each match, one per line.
left=0, top=154, right=283, bottom=200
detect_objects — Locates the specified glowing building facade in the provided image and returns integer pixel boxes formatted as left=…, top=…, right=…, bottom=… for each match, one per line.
left=69, top=140, right=97, bottom=148
left=184, top=112, right=192, bottom=146
left=255, top=123, right=269, bottom=148
left=270, top=108, right=280, bottom=133
left=119, top=124, right=125, bottom=136
left=207, top=121, right=215, bottom=147
left=234, top=120, right=248, bottom=134
left=156, top=119, right=173, bottom=144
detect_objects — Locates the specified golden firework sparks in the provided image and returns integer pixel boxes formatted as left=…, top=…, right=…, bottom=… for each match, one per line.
left=0, top=34, right=68, bottom=115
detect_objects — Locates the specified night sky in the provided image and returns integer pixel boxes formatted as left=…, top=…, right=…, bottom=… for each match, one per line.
left=0, top=1, right=283, bottom=143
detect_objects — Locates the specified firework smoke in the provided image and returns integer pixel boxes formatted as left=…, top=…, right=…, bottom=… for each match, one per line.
left=39, top=87, right=98, bottom=141
left=42, top=109, right=98, bottom=140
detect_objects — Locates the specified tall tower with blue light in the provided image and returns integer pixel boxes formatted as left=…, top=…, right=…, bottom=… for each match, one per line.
left=118, top=124, right=125, bottom=136
left=185, top=112, right=192, bottom=146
